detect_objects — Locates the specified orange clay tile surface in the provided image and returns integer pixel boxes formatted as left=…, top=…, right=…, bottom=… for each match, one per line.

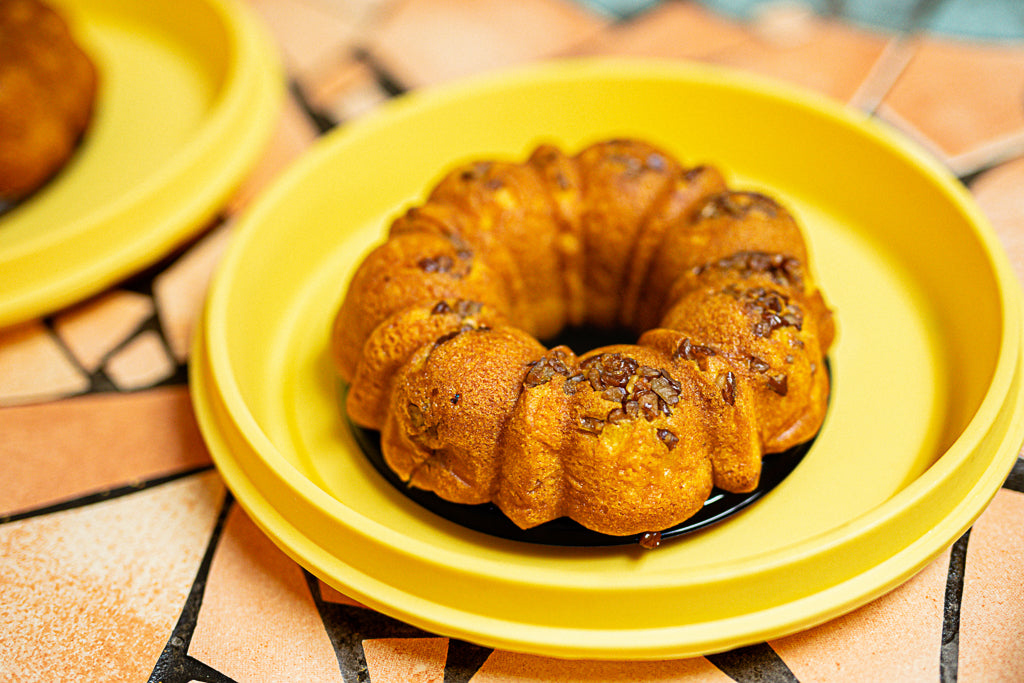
left=0, top=472, right=224, bottom=681
left=971, top=156, right=1024, bottom=286
left=246, top=0, right=360, bottom=79
left=701, top=15, right=891, bottom=102
left=957, top=490, right=1024, bottom=683
left=52, top=290, right=154, bottom=373
left=880, top=37, right=1024, bottom=160
left=568, top=1, right=750, bottom=59
left=362, top=638, right=448, bottom=683
left=364, top=0, right=608, bottom=88
left=0, top=321, right=90, bottom=406
left=187, top=505, right=344, bottom=682
left=769, top=548, right=949, bottom=681
left=154, top=223, right=236, bottom=362
left=226, top=93, right=321, bottom=213
left=468, top=648, right=732, bottom=680
left=0, top=387, right=211, bottom=516
left=103, top=329, right=177, bottom=390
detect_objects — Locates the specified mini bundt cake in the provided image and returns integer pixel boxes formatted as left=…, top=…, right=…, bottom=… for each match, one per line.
left=0, top=0, right=97, bottom=201
left=331, top=138, right=834, bottom=538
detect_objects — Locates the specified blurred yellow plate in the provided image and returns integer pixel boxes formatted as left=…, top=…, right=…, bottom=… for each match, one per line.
left=0, top=0, right=283, bottom=328
left=191, top=58, right=1024, bottom=659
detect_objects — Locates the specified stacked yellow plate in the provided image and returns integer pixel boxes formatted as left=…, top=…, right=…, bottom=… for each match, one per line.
left=191, top=58, right=1024, bottom=659
left=0, top=0, right=283, bottom=327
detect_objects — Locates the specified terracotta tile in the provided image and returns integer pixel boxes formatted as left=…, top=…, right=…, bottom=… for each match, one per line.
left=970, top=157, right=1024, bottom=286
left=0, top=321, right=89, bottom=407
left=153, top=223, right=234, bottom=362
left=0, top=386, right=211, bottom=516
left=702, top=16, right=891, bottom=103
left=319, top=578, right=369, bottom=608
left=226, top=94, right=320, bottom=214
left=568, top=1, right=749, bottom=59
left=188, top=505, right=344, bottom=682
left=362, top=637, right=447, bottom=683
left=306, top=0, right=400, bottom=27
left=245, top=0, right=360, bottom=78
left=365, top=0, right=608, bottom=88
left=957, top=489, right=1024, bottom=682
left=470, top=649, right=730, bottom=681
left=102, top=329, right=176, bottom=390
left=52, top=290, right=154, bottom=373
left=880, top=37, right=1024, bottom=159
left=306, top=58, right=390, bottom=123
left=0, top=472, right=225, bottom=681
left=769, top=547, right=948, bottom=681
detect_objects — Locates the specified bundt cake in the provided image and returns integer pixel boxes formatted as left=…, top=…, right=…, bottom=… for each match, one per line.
left=331, top=138, right=834, bottom=539
left=0, top=0, right=97, bottom=201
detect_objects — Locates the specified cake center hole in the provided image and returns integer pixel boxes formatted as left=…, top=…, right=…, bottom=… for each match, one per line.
left=545, top=325, right=637, bottom=355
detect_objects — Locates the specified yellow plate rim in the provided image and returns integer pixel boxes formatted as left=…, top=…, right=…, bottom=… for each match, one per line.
left=0, top=0, right=284, bottom=328
left=193, top=57, right=1024, bottom=659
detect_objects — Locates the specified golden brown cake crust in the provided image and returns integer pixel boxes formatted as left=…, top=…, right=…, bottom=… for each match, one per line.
left=0, top=0, right=97, bottom=200
left=332, top=139, right=835, bottom=538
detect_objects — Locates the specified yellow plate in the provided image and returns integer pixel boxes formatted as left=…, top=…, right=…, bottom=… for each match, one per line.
left=0, top=0, right=284, bottom=328
left=191, top=58, right=1024, bottom=659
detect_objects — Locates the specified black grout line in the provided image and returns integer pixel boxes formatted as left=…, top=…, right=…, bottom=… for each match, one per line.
left=940, top=529, right=971, bottom=683
left=289, top=79, right=339, bottom=134
left=1003, top=456, right=1024, bottom=493
left=706, top=642, right=800, bottom=682
left=147, top=490, right=237, bottom=683
left=353, top=47, right=408, bottom=98
left=0, top=464, right=216, bottom=525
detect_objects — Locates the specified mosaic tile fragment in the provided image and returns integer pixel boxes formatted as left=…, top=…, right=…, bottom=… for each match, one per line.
left=226, top=94, right=320, bottom=213
left=469, top=648, right=731, bottom=681
left=0, top=386, right=211, bottom=516
left=0, top=472, right=225, bottom=682
left=880, top=37, right=1024, bottom=159
left=103, top=329, right=176, bottom=390
left=246, top=0, right=359, bottom=78
left=187, top=505, right=344, bottom=681
left=702, top=16, right=890, bottom=102
left=154, top=223, right=234, bottom=362
left=568, top=1, right=749, bottom=58
left=365, top=0, right=608, bottom=88
left=971, top=157, right=1024, bottom=286
left=52, top=290, right=154, bottom=373
left=769, top=547, right=949, bottom=681
left=957, top=490, right=1024, bottom=683
left=362, top=637, right=447, bottom=683
left=0, top=321, right=89, bottom=406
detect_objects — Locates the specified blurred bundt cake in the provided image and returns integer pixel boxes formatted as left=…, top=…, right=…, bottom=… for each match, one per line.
left=0, top=0, right=97, bottom=200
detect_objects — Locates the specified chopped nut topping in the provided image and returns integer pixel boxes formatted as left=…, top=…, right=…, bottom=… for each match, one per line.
left=674, top=338, right=716, bottom=369
left=740, top=287, right=804, bottom=338
left=607, top=407, right=629, bottom=425
left=577, top=415, right=605, bottom=435
left=639, top=531, right=662, bottom=549
left=748, top=355, right=770, bottom=374
left=696, top=251, right=804, bottom=288
left=699, top=191, right=780, bottom=219
left=417, top=254, right=455, bottom=273
left=563, top=373, right=585, bottom=395
left=453, top=300, right=483, bottom=317
left=523, top=351, right=574, bottom=389
left=767, top=374, right=789, bottom=396
left=657, top=429, right=679, bottom=450
left=718, top=371, right=737, bottom=406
